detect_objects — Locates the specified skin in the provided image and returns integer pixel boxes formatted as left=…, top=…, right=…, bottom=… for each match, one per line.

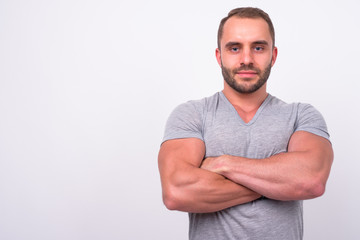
left=201, top=131, right=333, bottom=201
left=216, top=17, right=277, bottom=122
left=158, top=138, right=260, bottom=213
left=158, top=16, right=333, bottom=212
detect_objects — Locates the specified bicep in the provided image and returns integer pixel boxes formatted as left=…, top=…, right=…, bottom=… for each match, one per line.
left=288, top=131, right=332, bottom=154
left=158, top=138, right=206, bottom=187
left=158, top=138, right=262, bottom=212
left=158, top=138, right=207, bottom=210
left=158, top=138, right=205, bottom=170
left=288, top=131, right=333, bottom=173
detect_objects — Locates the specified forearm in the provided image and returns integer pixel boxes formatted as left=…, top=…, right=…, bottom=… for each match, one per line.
left=159, top=138, right=261, bottom=213
left=201, top=132, right=333, bottom=201
left=203, top=151, right=333, bottom=201
left=217, top=152, right=326, bottom=200
left=161, top=164, right=261, bottom=213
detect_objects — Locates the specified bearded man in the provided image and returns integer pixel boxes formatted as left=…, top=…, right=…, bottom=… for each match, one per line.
left=158, top=7, right=333, bottom=240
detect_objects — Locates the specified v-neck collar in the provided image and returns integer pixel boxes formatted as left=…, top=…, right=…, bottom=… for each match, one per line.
left=220, top=91, right=272, bottom=126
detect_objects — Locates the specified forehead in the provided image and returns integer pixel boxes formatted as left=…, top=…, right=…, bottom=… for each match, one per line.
left=221, top=17, right=272, bottom=46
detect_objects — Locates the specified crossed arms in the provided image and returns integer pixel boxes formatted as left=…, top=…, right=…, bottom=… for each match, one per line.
left=158, top=131, right=333, bottom=213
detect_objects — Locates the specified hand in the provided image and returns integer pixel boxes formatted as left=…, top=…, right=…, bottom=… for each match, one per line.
left=200, top=155, right=229, bottom=175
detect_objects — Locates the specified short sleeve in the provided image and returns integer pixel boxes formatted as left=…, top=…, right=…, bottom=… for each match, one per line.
left=295, top=103, right=330, bottom=141
left=162, top=101, right=204, bottom=144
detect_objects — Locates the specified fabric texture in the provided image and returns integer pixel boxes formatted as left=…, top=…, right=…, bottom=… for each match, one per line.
left=162, top=92, right=330, bottom=240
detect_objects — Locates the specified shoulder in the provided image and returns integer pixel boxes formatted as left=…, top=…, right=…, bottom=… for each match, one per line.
left=262, top=95, right=296, bottom=116
left=170, top=92, right=221, bottom=116
left=265, top=95, right=330, bottom=140
left=162, top=92, right=221, bottom=143
left=294, top=103, right=329, bottom=136
left=266, top=95, right=321, bottom=116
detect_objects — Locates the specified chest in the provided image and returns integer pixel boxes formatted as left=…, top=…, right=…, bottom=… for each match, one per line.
left=203, top=111, right=295, bottom=158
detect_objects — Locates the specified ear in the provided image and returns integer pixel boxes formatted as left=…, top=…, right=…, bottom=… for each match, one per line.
left=271, top=46, right=278, bottom=67
left=215, top=48, right=222, bottom=67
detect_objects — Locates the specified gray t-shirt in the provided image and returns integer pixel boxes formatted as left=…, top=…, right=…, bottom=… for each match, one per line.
left=162, top=92, right=330, bottom=240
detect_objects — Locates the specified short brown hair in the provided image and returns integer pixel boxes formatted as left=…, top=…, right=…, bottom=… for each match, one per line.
left=217, top=7, right=275, bottom=50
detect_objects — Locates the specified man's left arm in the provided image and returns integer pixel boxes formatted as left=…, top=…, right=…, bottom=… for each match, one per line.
left=201, top=131, right=333, bottom=201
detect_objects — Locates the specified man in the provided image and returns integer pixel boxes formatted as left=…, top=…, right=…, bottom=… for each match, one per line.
left=158, top=7, right=333, bottom=240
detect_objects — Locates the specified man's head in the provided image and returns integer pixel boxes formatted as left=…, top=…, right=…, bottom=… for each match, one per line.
left=217, top=7, right=275, bottom=50
left=216, top=7, right=277, bottom=94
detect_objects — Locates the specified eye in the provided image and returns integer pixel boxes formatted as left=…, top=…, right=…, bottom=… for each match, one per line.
left=254, top=46, right=264, bottom=52
left=231, top=47, right=239, bottom=52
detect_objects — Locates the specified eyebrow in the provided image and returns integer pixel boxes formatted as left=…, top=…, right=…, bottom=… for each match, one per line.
left=224, top=40, right=269, bottom=49
left=253, top=40, right=269, bottom=46
left=224, top=42, right=242, bottom=49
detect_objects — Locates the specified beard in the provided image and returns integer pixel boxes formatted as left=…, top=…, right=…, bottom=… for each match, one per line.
left=221, top=61, right=272, bottom=94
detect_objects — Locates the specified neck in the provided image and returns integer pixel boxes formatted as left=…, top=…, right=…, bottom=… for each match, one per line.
left=222, top=82, right=268, bottom=111
left=222, top=82, right=268, bottom=123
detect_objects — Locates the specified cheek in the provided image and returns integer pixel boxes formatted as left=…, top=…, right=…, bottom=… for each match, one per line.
left=258, top=55, right=273, bottom=67
left=221, top=55, right=239, bottom=68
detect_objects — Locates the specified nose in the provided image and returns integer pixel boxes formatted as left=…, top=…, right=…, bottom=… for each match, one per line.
left=240, top=48, right=253, bottom=66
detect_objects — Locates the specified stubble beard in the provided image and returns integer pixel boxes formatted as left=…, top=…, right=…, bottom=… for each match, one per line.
left=221, top=61, right=272, bottom=94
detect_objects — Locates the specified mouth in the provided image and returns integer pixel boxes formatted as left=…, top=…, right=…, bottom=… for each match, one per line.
left=236, top=71, right=258, bottom=78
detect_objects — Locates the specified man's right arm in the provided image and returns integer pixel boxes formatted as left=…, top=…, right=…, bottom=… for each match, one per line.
left=158, top=137, right=261, bottom=213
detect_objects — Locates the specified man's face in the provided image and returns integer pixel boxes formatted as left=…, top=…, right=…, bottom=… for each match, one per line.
left=216, top=17, right=277, bottom=94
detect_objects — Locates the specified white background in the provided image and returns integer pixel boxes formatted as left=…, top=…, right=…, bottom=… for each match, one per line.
left=0, top=0, right=359, bottom=239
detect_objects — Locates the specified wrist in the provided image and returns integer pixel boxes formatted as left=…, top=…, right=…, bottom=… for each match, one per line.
left=216, top=155, right=231, bottom=176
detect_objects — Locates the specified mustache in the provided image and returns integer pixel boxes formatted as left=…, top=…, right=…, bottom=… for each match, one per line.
left=232, top=65, right=261, bottom=74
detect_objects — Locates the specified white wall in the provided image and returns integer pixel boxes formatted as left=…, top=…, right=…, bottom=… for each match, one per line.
left=0, top=0, right=359, bottom=239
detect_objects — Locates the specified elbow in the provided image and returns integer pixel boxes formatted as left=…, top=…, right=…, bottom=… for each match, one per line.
left=297, top=177, right=326, bottom=199
left=162, top=187, right=184, bottom=211
left=163, top=194, right=178, bottom=211
left=305, top=182, right=326, bottom=199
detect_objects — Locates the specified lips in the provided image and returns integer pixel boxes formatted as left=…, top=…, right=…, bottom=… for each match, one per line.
left=236, top=71, right=258, bottom=78
left=238, top=71, right=257, bottom=74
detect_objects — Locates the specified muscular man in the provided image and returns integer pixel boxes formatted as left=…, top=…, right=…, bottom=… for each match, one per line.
left=158, top=7, right=333, bottom=240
